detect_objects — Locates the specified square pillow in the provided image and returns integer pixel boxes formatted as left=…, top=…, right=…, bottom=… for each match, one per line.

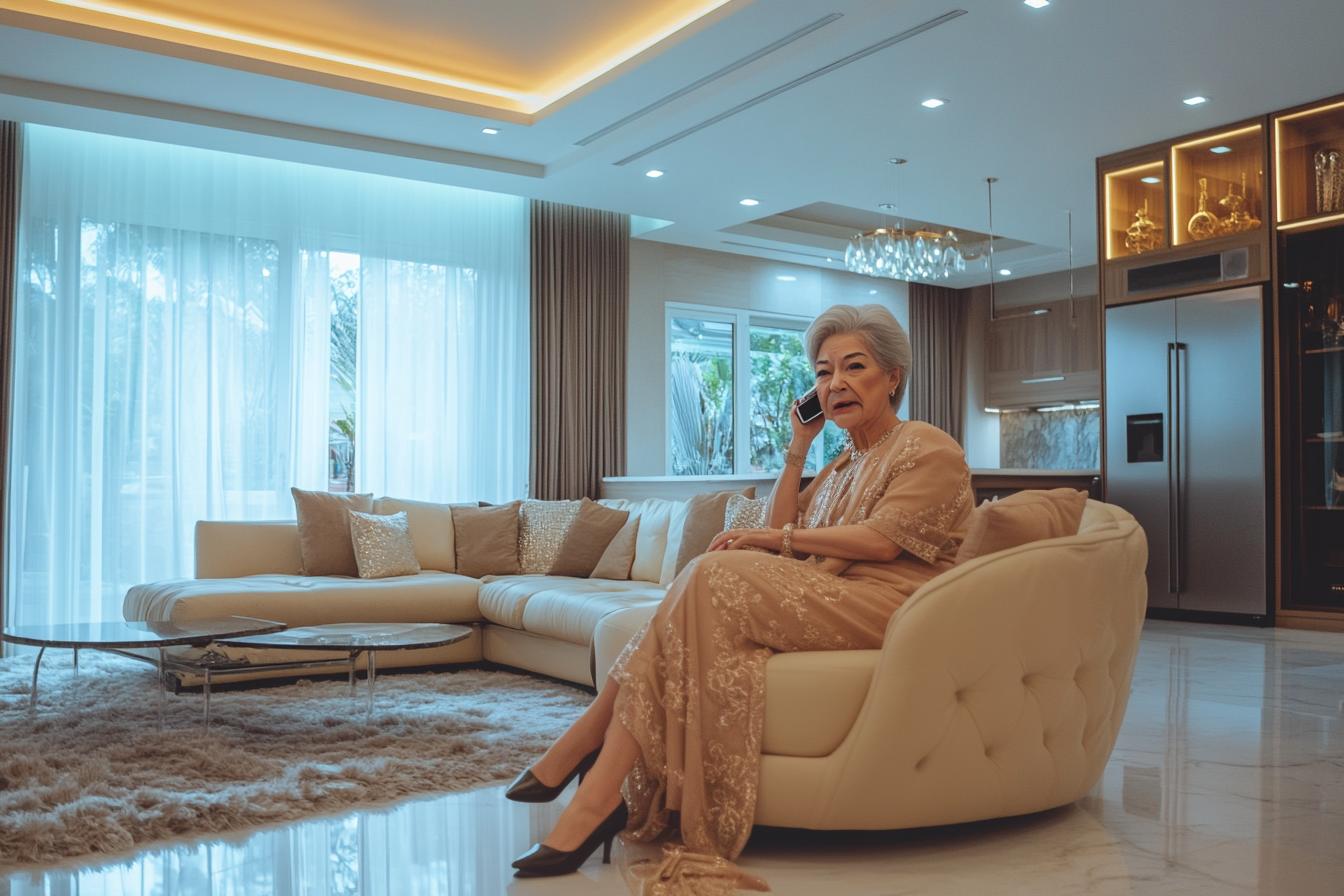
left=519, top=499, right=582, bottom=574
left=292, top=487, right=374, bottom=576
left=372, top=496, right=458, bottom=572
left=724, top=494, right=769, bottom=531
left=591, top=516, right=640, bottom=580
left=348, top=510, right=421, bottom=579
left=674, top=488, right=755, bottom=576
left=954, top=488, right=1089, bottom=566
left=451, top=501, right=522, bottom=578
left=548, top=498, right=631, bottom=578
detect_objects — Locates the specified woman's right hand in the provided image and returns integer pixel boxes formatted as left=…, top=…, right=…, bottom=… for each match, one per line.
left=789, top=396, right=826, bottom=447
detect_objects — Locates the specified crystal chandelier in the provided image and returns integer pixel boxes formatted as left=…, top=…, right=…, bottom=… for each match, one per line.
left=843, top=225, right=970, bottom=282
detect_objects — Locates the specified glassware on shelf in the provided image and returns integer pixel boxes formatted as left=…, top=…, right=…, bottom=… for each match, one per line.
left=1220, top=172, right=1261, bottom=233
left=1187, top=177, right=1223, bottom=240
left=1316, top=149, right=1343, bottom=215
left=1124, top=199, right=1163, bottom=254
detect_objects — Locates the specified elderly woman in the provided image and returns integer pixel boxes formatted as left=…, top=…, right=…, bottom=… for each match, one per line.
left=508, top=303, right=972, bottom=877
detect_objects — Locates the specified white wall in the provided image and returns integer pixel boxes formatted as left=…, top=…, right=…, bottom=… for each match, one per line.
left=627, top=242, right=908, bottom=475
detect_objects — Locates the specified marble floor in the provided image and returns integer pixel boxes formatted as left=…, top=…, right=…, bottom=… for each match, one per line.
left=3, top=619, right=1342, bottom=895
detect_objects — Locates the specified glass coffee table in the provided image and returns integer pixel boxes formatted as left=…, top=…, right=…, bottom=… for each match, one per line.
left=216, top=622, right=473, bottom=718
left=0, top=616, right=287, bottom=725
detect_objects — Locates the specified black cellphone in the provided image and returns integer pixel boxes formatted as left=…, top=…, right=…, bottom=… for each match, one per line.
left=795, top=388, right=824, bottom=424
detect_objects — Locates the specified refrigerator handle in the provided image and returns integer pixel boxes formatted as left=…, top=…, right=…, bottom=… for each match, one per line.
left=1166, top=343, right=1177, bottom=593
left=1173, top=342, right=1187, bottom=593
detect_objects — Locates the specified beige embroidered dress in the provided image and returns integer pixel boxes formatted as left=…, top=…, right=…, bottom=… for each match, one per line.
left=610, top=420, right=973, bottom=859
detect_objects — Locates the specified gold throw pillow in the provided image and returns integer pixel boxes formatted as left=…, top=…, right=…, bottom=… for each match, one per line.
left=548, top=499, right=630, bottom=578
left=518, top=500, right=581, bottom=574
left=349, top=510, right=421, bottom=579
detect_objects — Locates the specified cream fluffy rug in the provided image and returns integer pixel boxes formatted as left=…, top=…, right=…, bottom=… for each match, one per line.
left=0, top=650, right=589, bottom=869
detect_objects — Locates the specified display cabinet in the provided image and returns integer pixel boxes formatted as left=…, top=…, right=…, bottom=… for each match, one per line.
left=1103, top=160, right=1167, bottom=259
left=1275, top=96, right=1344, bottom=229
left=1170, top=124, right=1265, bottom=246
left=1096, top=118, right=1271, bottom=309
left=1281, top=222, right=1344, bottom=612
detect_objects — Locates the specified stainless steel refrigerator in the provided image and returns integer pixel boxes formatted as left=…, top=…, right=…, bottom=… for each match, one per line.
left=1104, top=284, right=1267, bottom=617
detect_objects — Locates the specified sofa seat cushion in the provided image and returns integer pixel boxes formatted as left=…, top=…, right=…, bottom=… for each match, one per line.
left=478, top=575, right=665, bottom=645
left=124, top=572, right=483, bottom=627
left=762, top=649, right=880, bottom=758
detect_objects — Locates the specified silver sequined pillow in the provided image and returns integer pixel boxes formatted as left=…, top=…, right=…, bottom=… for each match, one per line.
left=724, top=494, right=769, bottom=530
left=518, top=500, right=581, bottom=574
left=349, top=510, right=421, bottom=579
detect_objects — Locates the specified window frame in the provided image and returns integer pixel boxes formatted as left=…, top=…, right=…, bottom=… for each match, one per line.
left=664, top=303, right=820, bottom=475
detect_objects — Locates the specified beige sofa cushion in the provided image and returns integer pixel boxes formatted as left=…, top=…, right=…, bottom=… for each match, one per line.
left=761, top=650, right=880, bottom=757
left=477, top=575, right=664, bottom=644
left=955, top=488, right=1088, bottom=566
left=548, top=499, right=630, bottom=578
left=195, top=521, right=303, bottom=578
left=124, top=571, right=483, bottom=627
left=291, top=488, right=374, bottom=576
left=372, top=497, right=459, bottom=572
left=452, top=502, right=522, bottom=577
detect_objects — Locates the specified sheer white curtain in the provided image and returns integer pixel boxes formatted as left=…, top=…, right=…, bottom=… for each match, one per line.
left=6, top=126, right=528, bottom=629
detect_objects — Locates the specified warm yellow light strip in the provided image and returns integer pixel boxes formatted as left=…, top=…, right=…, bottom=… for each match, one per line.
left=1276, top=100, right=1344, bottom=222
left=40, top=0, right=740, bottom=112
left=1278, top=211, right=1344, bottom=231
left=1276, top=98, right=1344, bottom=123
left=1104, top=161, right=1163, bottom=259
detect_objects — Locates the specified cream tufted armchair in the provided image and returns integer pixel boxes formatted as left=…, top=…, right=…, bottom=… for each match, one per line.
left=594, top=499, right=1148, bottom=830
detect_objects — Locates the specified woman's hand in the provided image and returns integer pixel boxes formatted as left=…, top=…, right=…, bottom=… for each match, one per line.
left=707, top=528, right=780, bottom=553
left=789, top=395, right=826, bottom=447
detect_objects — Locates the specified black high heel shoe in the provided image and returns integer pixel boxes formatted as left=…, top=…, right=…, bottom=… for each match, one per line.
left=504, top=748, right=601, bottom=803
left=511, top=800, right=628, bottom=877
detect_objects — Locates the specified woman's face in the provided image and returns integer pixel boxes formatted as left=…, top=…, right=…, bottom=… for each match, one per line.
left=813, top=332, right=901, bottom=431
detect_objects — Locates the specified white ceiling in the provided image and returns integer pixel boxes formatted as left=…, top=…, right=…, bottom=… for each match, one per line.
left=2, top=0, right=1343, bottom=288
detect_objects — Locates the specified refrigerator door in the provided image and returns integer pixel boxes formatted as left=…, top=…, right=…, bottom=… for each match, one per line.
left=1175, top=286, right=1266, bottom=614
left=1105, top=299, right=1176, bottom=608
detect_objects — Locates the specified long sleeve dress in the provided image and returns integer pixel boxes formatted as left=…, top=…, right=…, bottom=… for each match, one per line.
left=609, top=419, right=973, bottom=860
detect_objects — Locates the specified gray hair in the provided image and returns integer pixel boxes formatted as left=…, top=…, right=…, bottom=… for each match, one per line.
left=805, top=304, right=912, bottom=411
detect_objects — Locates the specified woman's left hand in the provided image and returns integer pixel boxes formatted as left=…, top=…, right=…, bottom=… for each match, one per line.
left=708, top=528, right=779, bottom=553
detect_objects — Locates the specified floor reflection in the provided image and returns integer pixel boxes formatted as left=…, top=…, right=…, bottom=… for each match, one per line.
left=3, top=620, right=1342, bottom=896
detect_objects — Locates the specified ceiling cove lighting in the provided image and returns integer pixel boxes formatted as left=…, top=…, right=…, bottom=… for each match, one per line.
left=645, top=170, right=664, bottom=178
left=1021, top=375, right=1066, bottom=384
left=921, top=98, right=947, bottom=108
left=739, top=198, right=760, bottom=206
left=1211, top=146, right=1232, bottom=154
left=1183, top=96, right=1209, bottom=106
left=1141, top=176, right=1162, bottom=184
left=1024, top=0, right=1050, bottom=7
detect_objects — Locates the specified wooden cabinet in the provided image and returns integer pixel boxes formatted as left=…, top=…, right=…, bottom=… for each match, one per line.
left=984, top=295, right=1099, bottom=409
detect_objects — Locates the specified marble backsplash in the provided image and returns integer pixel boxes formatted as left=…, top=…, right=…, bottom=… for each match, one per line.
left=1000, top=407, right=1100, bottom=469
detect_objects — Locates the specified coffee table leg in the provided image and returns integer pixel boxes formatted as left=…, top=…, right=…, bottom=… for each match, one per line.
left=366, top=650, right=377, bottom=720
left=204, top=667, right=212, bottom=732
left=29, top=647, right=45, bottom=711
left=349, top=651, right=358, bottom=700
left=157, top=647, right=165, bottom=731
left=72, top=647, right=79, bottom=707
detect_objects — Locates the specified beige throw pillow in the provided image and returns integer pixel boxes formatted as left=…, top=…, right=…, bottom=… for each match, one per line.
left=674, top=488, right=755, bottom=576
left=519, top=500, right=581, bottom=574
left=591, top=516, right=640, bottom=580
left=372, top=496, right=456, bottom=572
left=954, top=488, right=1089, bottom=566
left=548, top=499, right=631, bottom=578
left=451, top=501, right=522, bottom=578
left=292, top=487, right=374, bottom=576
left=349, top=510, right=421, bottom=579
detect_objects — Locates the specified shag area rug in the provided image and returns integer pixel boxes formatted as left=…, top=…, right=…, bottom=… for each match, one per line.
left=0, top=650, right=589, bottom=869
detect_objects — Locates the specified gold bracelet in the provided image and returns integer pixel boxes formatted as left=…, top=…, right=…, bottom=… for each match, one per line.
left=785, top=450, right=807, bottom=469
left=781, top=523, right=796, bottom=559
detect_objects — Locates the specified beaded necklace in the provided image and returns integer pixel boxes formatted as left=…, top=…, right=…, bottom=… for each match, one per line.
left=804, top=420, right=904, bottom=530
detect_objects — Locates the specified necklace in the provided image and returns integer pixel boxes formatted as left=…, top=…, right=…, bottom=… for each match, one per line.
left=847, top=420, right=903, bottom=461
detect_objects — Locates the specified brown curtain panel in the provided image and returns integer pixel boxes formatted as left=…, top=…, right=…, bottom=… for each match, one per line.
left=530, top=200, right=629, bottom=500
left=0, top=121, right=19, bottom=634
left=907, top=282, right=967, bottom=446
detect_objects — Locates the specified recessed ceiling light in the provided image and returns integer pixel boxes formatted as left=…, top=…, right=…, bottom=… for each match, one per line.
left=1141, top=176, right=1162, bottom=184
left=482, top=127, right=500, bottom=134
left=999, top=269, right=1012, bottom=276
left=1210, top=146, right=1232, bottom=154
left=889, top=158, right=907, bottom=165
left=740, top=198, right=760, bottom=206
left=1024, top=0, right=1049, bottom=7
left=645, top=169, right=664, bottom=178
left=1183, top=96, right=1208, bottom=106
left=826, top=257, right=833, bottom=262
left=777, top=275, right=797, bottom=281
left=879, top=203, right=896, bottom=210
left=869, top=289, right=878, bottom=295
left=921, top=98, right=947, bottom=109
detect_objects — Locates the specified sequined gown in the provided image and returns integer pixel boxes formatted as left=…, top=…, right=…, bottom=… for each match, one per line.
left=610, top=420, right=973, bottom=859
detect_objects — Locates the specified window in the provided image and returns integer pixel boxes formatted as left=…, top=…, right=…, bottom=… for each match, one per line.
left=7, top=125, right=528, bottom=631
left=667, top=305, right=846, bottom=475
